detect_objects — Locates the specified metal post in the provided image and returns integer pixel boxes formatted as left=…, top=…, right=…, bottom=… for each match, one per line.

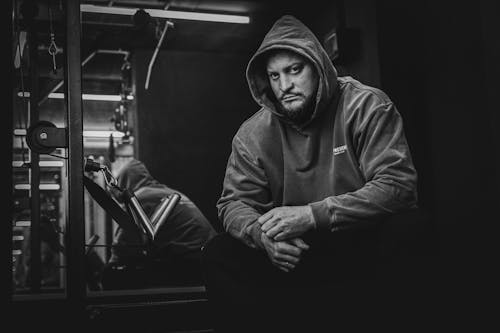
left=6, top=0, right=14, bottom=303
left=28, top=15, right=41, bottom=293
left=65, top=0, right=86, bottom=312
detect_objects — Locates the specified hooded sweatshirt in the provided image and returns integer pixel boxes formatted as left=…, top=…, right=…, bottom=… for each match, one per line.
left=217, top=15, right=418, bottom=249
left=110, top=158, right=217, bottom=263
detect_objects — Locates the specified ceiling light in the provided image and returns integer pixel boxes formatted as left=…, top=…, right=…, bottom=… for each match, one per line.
left=81, top=4, right=250, bottom=24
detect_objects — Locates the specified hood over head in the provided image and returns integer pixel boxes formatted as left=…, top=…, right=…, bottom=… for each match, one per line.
left=116, top=158, right=160, bottom=193
left=246, top=15, right=338, bottom=127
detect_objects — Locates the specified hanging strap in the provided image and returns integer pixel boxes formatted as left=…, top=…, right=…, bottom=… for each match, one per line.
left=83, top=175, right=139, bottom=235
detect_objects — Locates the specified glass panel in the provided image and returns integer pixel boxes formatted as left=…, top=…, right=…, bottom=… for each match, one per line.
left=80, top=4, right=218, bottom=295
left=82, top=51, right=136, bottom=292
left=12, top=0, right=257, bottom=297
left=12, top=0, right=67, bottom=297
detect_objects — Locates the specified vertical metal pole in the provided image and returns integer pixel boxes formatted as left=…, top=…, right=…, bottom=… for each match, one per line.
left=65, top=0, right=86, bottom=311
left=105, top=215, right=113, bottom=261
left=28, top=15, right=41, bottom=293
left=6, top=0, right=14, bottom=303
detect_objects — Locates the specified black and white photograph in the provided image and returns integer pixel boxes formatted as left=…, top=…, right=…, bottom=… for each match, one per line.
left=5, top=0, right=498, bottom=332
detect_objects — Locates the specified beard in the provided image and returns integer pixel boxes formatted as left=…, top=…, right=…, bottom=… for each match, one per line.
left=276, top=94, right=316, bottom=124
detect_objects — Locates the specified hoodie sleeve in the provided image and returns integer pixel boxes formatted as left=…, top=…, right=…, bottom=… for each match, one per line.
left=217, top=136, right=274, bottom=249
left=309, top=103, right=418, bottom=230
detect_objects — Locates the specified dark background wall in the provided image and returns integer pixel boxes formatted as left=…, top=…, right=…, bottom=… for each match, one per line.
left=134, top=50, right=256, bottom=230
left=376, top=0, right=499, bottom=306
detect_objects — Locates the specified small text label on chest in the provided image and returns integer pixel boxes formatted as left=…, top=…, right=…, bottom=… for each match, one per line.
left=333, top=145, right=347, bottom=156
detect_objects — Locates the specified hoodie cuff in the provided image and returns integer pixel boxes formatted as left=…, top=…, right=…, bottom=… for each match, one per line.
left=248, top=222, right=265, bottom=249
left=309, top=201, right=332, bottom=231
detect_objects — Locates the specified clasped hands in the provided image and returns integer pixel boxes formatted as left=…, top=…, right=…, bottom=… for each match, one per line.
left=257, top=205, right=315, bottom=272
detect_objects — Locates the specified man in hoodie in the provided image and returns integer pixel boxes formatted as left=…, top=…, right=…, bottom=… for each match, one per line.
left=202, top=15, right=417, bottom=326
left=102, top=144, right=217, bottom=289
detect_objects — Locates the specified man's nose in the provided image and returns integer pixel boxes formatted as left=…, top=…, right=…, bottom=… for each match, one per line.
left=279, top=75, right=293, bottom=92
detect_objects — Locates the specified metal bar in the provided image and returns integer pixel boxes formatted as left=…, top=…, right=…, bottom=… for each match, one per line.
left=152, top=193, right=180, bottom=240
left=95, top=49, right=130, bottom=56
left=105, top=214, right=113, bottom=262
left=149, top=194, right=172, bottom=225
left=28, top=21, right=41, bottom=293
left=6, top=0, right=14, bottom=301
left=145, top=21, right=173, bottom=89
left=65, top=0, right=86, bottom=311
left=38, top=49, right=130, bottom=106
left=80, top=4, right=251, bottom=24
left=127, top=194, right=155, bottom=240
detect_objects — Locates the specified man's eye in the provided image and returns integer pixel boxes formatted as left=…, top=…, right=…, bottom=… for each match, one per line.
left=268, top=73, right=279, bottom=80
left=290, top=65, right=303, bottom=74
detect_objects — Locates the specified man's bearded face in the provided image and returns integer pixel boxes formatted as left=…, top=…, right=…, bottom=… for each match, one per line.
left=266, top=50, right=319, bottom=123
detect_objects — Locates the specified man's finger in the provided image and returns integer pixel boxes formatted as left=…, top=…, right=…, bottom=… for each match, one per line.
left=276, top=243, right=302, bottom=258
left=277, top=265, right=289, bottom=273
left=276, top=261, right=296, bottom=271
left=257, top=211, right=274, bottom=224
left=265, top=224, right=281, bottom=238
left=275, top=254, right=300, bottom=265
left=260, top=218, right=277, bottom=232
left=275, top=260, right=295, bottom=272
left=289, top=238, right=310, bottom=250
left=274, top=232, right=288, bottom=241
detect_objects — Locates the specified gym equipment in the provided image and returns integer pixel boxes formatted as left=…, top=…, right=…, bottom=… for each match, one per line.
left=26, top=120, right=67, bottom=154
left=83, top=158, right=180, bottom=243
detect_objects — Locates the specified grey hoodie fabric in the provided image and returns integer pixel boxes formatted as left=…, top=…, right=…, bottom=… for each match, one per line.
left=110, top=158, right=217, bottom=262
left=217, top=15, right=417, bottom=249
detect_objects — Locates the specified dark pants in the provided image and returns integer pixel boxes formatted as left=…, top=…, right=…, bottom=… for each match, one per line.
left=201, top=229, right=381, bottom=332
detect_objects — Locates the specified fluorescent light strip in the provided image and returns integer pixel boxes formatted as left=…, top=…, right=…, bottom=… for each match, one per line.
left=83, top=130, right=125, bottom=138
left=81, top=4, right=250, bottom=24
left=15, top=184, right=61, bottom=191
left=17, top=92, right=134, bottom=101
left=12, top=161, right=24, bottom=167
left=15, top=221, right=31, bottom=227
left=41, top=184, right=61, bottom=190
left=14, top=128, right=125, bottom=138
left=14, top=129, right=26, bottom=136
left=40, top=161, right=65, bottom=167
left=12, top=161, right=64, bottom=168
left=12, top=235, right=25, bottom=241
left=15, top=184, right=61, bottom=190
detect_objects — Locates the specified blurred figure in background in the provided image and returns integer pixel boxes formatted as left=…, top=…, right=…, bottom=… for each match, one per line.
left=102, top=143, right=217, bottom=289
